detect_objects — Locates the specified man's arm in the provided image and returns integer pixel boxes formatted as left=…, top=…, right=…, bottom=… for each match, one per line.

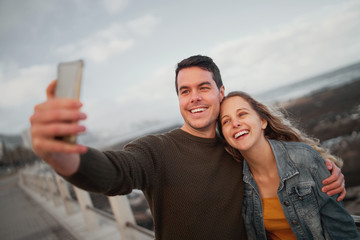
left=30, top=80, right=87, bottom=176
left=313, top=155, right=359, bottom=239
left=322, top=159, right=346, bottom=201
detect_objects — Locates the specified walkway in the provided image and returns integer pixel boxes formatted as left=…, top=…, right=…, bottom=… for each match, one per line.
left=0, top=172, right=77, bottom=240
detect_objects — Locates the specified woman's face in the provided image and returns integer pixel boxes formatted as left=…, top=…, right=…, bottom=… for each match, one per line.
left=220, top=96, right=267, bottom=153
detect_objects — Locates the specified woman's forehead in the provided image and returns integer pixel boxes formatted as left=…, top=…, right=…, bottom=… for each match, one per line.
left=221, top=96, right=251, bottom=113
left=222, top=96, right=249, bottom=107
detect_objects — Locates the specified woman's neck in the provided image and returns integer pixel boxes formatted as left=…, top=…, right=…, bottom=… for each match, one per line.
left=241, top=137, right=275, bottom=175
left=241, top=138, right=280, bottom=198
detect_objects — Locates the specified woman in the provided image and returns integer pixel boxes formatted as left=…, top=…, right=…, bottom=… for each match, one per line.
left=218, top=91, right=359, bottom=239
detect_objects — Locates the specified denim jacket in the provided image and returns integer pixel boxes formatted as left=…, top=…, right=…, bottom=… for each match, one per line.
left=242, top=139, right=359, bottom=240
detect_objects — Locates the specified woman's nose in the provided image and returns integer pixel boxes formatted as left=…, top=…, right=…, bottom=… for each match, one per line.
left=232, top=119, right=241, bottom=128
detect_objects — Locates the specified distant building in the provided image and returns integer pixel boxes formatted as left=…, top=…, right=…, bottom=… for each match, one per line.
left=0, top=134, right=23, bottom=152
left=0, top=141, right=3, bottom=160
left=22, top=129, right=32, bottom=149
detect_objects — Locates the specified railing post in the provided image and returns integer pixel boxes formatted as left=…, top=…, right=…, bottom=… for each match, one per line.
left=55, top=174, right=77, bottom=215
left=108, top=195, right=139, bottom=240
left=46, top=172, right=61, bottom=206
left=73, top=186, right=99, bottom=230
left=41, top=174, right=51, bottom=200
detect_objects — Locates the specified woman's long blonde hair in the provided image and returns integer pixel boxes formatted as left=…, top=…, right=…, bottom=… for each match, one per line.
left=218, top=91, right=343, bottom=167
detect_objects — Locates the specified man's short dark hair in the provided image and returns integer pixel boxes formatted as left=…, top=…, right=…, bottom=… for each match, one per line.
left=175, top=55, right=223, bottom=95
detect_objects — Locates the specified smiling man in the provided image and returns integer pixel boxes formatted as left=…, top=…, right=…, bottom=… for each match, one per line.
left=30, top=55, right=346, bottom=240
left=177, top=66, right=224, bottom=138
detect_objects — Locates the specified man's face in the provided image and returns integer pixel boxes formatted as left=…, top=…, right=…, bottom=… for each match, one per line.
left=177, top=67, right=224, bottom=138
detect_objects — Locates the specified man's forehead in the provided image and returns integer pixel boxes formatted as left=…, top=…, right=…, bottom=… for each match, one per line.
left=178, top=66, right=212, bottom=76
left=177, top=67, right=214, bottom=86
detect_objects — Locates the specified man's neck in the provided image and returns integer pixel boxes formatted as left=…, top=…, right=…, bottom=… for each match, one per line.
left=180, top=125, right=216, bottom=138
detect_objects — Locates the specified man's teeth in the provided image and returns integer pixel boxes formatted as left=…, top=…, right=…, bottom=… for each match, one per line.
left=235, top=130, right=249, bottom=138
left=191, top=108, right=206, bottom=113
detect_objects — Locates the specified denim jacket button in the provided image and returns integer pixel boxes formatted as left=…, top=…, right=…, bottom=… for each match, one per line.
left=291, top=220, right=298, bottom=225
left=283, top=201, right=290, bottom=206
left=298, top=196, right=303, bottom=201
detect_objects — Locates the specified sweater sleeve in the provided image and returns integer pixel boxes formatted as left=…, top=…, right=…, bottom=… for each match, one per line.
left=311, top=151, right=359, bottom=239
left=63, top=135, right=160, bottom=196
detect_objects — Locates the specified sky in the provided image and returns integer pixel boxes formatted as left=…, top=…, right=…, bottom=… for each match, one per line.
left=1, top=0, right=360, bottom=139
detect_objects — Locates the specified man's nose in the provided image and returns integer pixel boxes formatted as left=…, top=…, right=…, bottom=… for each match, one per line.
left=190, top=91, right=202, bottom=103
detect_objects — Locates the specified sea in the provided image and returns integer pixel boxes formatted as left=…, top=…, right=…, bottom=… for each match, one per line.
left=78, top=61, right=360, bottom=148
left=255, top=61, right=360, bottom=103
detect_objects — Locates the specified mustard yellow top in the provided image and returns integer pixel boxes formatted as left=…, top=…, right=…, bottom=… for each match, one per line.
left=262, top=197, right=296, bottom=240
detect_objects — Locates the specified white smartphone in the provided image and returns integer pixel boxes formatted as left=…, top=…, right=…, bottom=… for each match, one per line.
left=55, top=59, right=84, bottom=143
left=56, top=60, right=84, bottom=99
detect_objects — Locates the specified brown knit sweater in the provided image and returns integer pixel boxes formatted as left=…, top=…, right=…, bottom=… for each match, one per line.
left=65, top=129, right=247, bottom=239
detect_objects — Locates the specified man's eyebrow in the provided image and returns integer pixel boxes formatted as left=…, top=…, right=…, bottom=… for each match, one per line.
left=179, top=81, right=212, bottom=92
left=178, top=85, right=189, bottom=92
left=199, top=81, right=212, bottom=87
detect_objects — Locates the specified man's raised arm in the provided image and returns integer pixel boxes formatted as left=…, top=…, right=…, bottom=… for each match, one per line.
left=29, top=80, right=88, bottom=176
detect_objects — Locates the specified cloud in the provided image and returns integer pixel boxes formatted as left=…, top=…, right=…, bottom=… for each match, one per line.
left=55, top=14, right=160, bottom=62
left=0, top=62, right=54, bottom=133
left=84, top=64, right=180, bottom=134
left=0, top=63, right=54, bottom=107
left=126, top=14, right=161, bottom=36
left=115, top=64, right=174, bottom=104
left=209, top=0, right=360, bottom=94
left=101, top=0, right=129, bottom=15
left=55, top=23, right=134, bottom=62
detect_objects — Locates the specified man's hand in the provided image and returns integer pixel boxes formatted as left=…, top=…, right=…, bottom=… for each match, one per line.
left=322, top=159, right=346, bottom=201
left=29, top=80, right=88, bottom=176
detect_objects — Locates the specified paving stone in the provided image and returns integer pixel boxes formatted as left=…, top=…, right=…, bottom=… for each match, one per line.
left=0, top=173, right=77, bottom=240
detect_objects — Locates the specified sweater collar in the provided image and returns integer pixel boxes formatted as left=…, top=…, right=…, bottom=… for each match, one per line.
left=172, top=128, right=221, bottom=146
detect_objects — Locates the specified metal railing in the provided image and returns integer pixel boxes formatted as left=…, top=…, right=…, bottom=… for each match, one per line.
left=86, top=205, right=116, bottom=221
left=19, top=164, right=155, bottom=240
left=18, top=163, right=360, bottom=238
left=85, top=205, right=155, bottom=238
left=352, top=215, right=360, bottom=227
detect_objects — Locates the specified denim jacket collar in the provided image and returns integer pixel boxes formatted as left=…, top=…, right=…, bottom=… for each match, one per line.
left=242, top=139, right=299, bottom=191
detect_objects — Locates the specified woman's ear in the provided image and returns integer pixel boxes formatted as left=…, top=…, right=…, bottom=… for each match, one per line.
left=261, top=119, right=268, bottom=130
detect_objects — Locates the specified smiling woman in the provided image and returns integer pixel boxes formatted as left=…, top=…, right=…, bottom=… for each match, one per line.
left=218, top=91, right=359, bottom=239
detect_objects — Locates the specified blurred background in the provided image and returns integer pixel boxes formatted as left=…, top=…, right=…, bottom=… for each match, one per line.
left=0, top=0, right=359, bottom=235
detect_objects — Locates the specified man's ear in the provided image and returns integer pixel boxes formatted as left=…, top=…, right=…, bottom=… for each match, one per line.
left=220, top=86, right=225, bottom=102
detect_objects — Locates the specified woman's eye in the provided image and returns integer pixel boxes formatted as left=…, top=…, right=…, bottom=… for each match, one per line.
left=222, top=120, right=229, bottom=125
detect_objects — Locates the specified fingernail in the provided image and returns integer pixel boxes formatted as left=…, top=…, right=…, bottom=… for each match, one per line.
left=322, top=187, right=327, bottom=192
left=79, top=113, right=87, bottom=119
left=78, top=145, right=87, bottom=153
left=78, top=125, right=86, bottom=132
left=74, top=101, right=83, bottom=107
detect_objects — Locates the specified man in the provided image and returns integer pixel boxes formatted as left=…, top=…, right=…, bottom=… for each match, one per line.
left=30, top=55, right=345, bottom=239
